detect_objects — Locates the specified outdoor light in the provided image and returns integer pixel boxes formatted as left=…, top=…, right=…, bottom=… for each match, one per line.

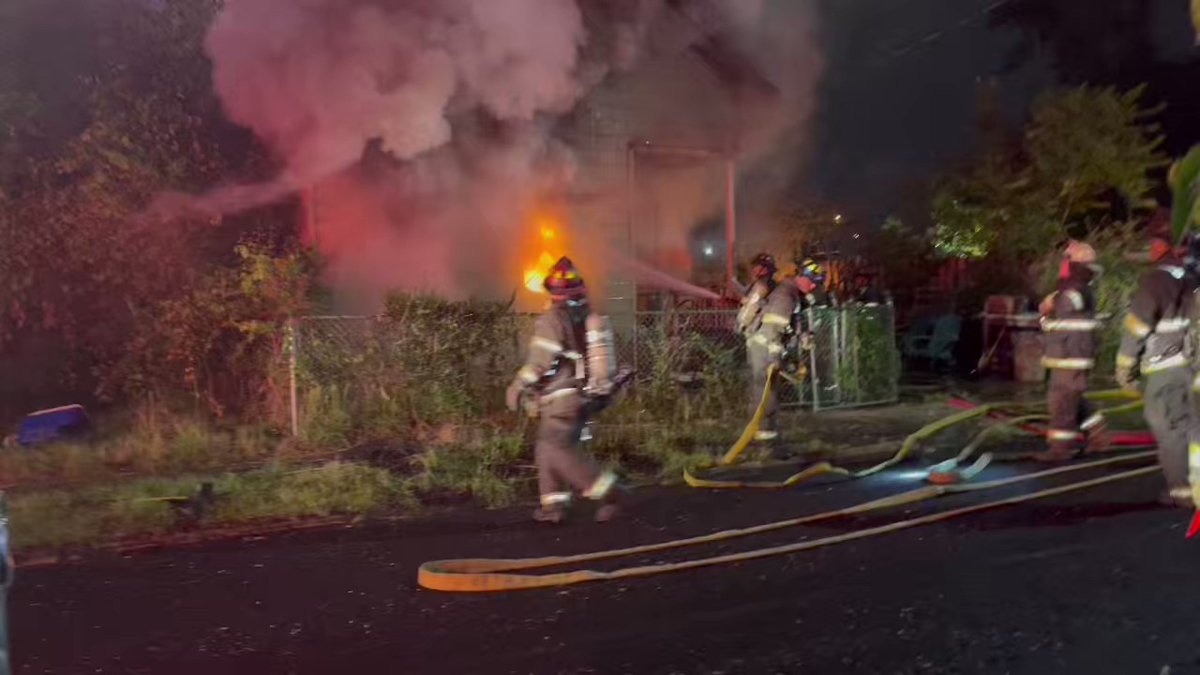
left=834, top=214, right=844, bottom=223
left=703, top=244, right=715, bottom=257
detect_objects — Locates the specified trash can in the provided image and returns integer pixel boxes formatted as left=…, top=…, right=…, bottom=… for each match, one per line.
left=1012, top=331, right=1046, bottom=383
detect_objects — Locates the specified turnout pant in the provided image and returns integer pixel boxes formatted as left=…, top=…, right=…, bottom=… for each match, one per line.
left=1143, top=367, right=1198, bottom=493
left=746, top=341, right=779, bottom=433
left=1046, top=369, right=1099, bottom=452
left=535, top=393, right=614, bottom=507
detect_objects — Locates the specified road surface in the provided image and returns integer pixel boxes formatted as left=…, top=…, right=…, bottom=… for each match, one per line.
left=10, top=455, right=1200, bottom=674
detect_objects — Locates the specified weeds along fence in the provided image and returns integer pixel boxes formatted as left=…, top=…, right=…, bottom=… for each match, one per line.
left=288, top=301, right=900, bottom=442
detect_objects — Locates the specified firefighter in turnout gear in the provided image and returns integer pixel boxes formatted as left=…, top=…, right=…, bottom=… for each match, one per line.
left=735, top=253, right=778, bottom=337
left=1036, top=241, right=1106, bottom=462
left=798, top=257, right=831, bottom=309
left=743, top=258, right=830, bottom=445
left=1115, top=228, right=1199, bottom=509
left=506, top=257, right=625, bottom=523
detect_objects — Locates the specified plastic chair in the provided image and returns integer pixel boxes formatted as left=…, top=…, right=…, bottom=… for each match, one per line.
left=902, top=315, right=961, bottom=369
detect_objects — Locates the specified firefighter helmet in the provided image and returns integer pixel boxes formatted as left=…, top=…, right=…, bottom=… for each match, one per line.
left=1064, top=240, right=1097, bottom=265
left=750, top=252, right=777, bottom=279
left=799, top=257, right=827, bottom=285
left=1146, top=210, right=1175, bottom=262
left=543, top=256, right=587, bottom=299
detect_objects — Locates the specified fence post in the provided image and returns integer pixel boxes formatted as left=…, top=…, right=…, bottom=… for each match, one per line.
left=807, top=307, right=820, bottom=412
left=288, top=318, right=299, bottom=438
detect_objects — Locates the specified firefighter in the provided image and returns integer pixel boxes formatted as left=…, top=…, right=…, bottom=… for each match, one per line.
left=1115, top=227, right=1199, bottom=508
left=744, top=258, right=829, bottom=444
left=798, top=257, right=832, bottom=307
left=735, top=253, right=778, bottom=336
left=506, top=257, right=624, bottom=523
left=1036, top=240, right=1106, bottom=461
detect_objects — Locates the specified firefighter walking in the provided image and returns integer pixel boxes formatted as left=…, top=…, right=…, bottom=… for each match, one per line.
left=1036, top=241, right=1106, bottom=461
left=506, top=257, right=625, bottom=523
left=1115, top=229, right=1199, bottom=508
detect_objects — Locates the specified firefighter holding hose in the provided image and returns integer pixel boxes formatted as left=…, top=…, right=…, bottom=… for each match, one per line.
left=735, top=253, right=778, bottom=337
left=742, top=257, right=829, bottom=447
left=506, top=257, right=628, bottom=523
left=1036, top=240, right=1107, bottom=461
left=1115, top=224, right=1199, bottom=509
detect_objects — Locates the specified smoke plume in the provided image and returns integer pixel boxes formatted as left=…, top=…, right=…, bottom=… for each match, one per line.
left=192, top=0, right=823, bottom=308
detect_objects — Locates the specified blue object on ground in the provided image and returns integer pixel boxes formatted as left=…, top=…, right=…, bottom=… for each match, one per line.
left=16, top=405, right=91, bottom=447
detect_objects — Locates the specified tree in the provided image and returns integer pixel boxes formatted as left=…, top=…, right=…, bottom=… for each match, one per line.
left=931, top=85, right=1166, bottom=264
left=0, top=0, right=289, bottom=413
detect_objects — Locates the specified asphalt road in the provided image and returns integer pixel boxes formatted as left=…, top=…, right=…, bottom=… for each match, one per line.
left=10, top=454, right=1200, bottom=675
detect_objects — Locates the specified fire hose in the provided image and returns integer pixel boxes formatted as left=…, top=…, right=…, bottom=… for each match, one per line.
left=415, top=374, right=1189, bottom=592
left=417, top=452, right=1158, bottom=592
left=683, top=365, right=1151, bottom=489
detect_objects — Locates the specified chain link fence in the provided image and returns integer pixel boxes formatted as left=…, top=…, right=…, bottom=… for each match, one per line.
left=805, top=304, right=901, bottom=411
left=287, top=304, right=900, bottom=437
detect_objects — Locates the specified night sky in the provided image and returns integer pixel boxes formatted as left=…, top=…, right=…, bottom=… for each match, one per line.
left=806, top=0, right=1200, bottom=224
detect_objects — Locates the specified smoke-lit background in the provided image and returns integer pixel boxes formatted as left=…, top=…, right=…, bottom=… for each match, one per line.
left=181, top=0, right=822, bottom=310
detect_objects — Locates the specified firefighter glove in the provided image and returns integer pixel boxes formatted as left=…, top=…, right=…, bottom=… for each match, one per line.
left=799, top=332, right=815, bottom=351
left=1114, top=362, right=1139, bottom=392
left=505, top=380, right=524, bottom=412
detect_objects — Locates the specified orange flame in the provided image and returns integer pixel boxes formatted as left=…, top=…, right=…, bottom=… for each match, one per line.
left=522, top=212, right=564, bottom=294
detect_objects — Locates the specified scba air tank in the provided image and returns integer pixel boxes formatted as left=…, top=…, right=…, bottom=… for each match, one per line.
left=585, top=313, right=617, bottom=395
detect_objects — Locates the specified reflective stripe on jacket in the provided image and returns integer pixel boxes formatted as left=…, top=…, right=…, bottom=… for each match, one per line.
left=517, top=306, right=588, bottom=397
left=1041, top=276, right=1098, bottom=370
left=750, top=282, right=800, bottom=353
left=1117, top=263, right=1196, bottom=375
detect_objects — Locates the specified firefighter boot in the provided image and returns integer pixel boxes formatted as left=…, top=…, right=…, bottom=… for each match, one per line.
left=1158, top=487, right=1195, bottom=510
left=1084, top=425, right=1111, bottom=455
left=594, top=485, right=630, bottom=523
left=533, top=493, right=571, bottom=524
left=532, top=503, right=568, bottom=523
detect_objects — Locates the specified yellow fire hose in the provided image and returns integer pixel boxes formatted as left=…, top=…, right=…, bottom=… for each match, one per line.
left=686, top=368, right=1145, bottom=490
left=719, top=364, right=781, bottom=466
left=689, top=400, right=998, bottom=488
left=417, top=451, right=1157, bottom=592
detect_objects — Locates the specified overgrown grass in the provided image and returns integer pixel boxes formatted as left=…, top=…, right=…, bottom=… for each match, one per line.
left=9, top=462, right=412, bottom=550
left=412, top=431, right=529, bottom=508
left=295, top=294, right=530, bottom=446
left=0, top=407, right=286, bottom=488
left=4, top=300, right=893, bottom=553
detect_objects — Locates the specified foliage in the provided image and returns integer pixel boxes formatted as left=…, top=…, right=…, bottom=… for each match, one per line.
left=834, top=306, right=902, bottom=404
left=621, top=312, right=746, bottom=424
left=0, top=402, right=287, bottom=488
left=932, top=85, right=1166, bottom=264
left=104, top=245, right=313, bottom=421
left=1169, top=144, right=1200, bottom=244
left=1192, top=0, right=1200, bottom=45
left=0, top=0, right=283, bottom=419
left=412, top=431, right=529, bottom=508
left=9, top=461, right=412, bottom=551
left=1035, top=221, right=1142, bottom=378
left=868, top=216, right=937, bottom=291
left=295, top=294, right=528, bottom=444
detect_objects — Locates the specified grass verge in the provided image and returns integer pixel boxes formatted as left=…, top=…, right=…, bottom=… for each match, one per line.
left=9, top=462, right=413, bottom=551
